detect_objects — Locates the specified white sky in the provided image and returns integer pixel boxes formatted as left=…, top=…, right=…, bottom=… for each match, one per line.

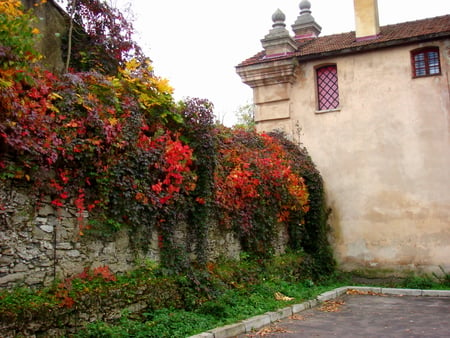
left=116, top=0, right=449, bottom=125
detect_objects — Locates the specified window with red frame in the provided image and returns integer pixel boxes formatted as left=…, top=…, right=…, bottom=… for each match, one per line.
left=316, top=65, right=340, bottom=111
left=411, top=47, right=441, bottom=77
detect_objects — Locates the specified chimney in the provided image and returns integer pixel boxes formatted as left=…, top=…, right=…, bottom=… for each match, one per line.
left=354, top=0, right=380, bottom=40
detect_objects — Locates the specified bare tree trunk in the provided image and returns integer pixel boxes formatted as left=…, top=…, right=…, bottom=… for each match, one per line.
left=64, top=0, right=77, bottom=73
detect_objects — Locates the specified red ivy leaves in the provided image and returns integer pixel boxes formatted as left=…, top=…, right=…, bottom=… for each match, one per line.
left=149, top=132, right=196, bottom=205
left=56, top=265, right=117, bottom=308
left=215, top=127, right=309, bottom=232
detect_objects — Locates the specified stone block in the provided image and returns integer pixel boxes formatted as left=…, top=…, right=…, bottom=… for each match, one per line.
left=25, top=271, right=47, bottom=286
left=56, top=242, right=73, bottom=250
left=18, top=251, right=33, bottom=261
left=317, top=290, right=337, bottom=302
left=189, top=333, right=214, bottom=338
left=348, top=286, right=383, bottom=293
left=0, top=272, right=26, bottom=285
left=103, top=243, right=116, bottom=255
left=291, top=302, right=309, bottom=313
left=66, top=250, right=81, bottom=258
left=38, top=205, right=54, bottom=216
left=40, top=225, right=54, bottom=233
left=308, top=299, right=318, bottom=308
left=421, top=290, right=450, bottom=297
left=242, top=314, right=271, bottom=332
left=381, top=288, right=422, bottom=296
left=33, top=226, right=52, bottom=240
left=41, top=241, right=54, bottom=250
left=13, top=262, right=28, bottom=273
left=210, top=322, right=246, bottom=338
left=334, top=286, right=349, bottom=296
left=0, top=255, right=14, bottom=265
left=2, top=248, right=15, bottom=255
left=267, top=306, right=292, bottom=321
left=35, top=258, right=53, bottom=267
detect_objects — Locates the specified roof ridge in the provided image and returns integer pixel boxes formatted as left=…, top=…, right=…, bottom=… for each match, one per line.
left=316, top=14, right=450, bottom=40
left=237, top=14, right=450, bottom=67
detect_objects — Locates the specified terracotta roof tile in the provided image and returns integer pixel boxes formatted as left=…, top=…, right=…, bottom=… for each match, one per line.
left=238, top=15, right=450, bottom=67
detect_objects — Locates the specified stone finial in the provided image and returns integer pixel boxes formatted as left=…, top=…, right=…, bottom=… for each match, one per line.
left=272, top=8, right=287, bottom=29
left=261, top=9, right=297, bottom=56
left=300, top=0, right=312, bottom=14
left=292, top=0, right=322, bottom=39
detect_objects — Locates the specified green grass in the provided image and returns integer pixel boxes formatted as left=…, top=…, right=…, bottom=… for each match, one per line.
left=1, top=255, right=449, bottom=338
left=74, top=278, right=342, bottom=338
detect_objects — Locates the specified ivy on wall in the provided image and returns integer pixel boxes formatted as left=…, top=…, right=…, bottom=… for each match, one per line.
left=0, top=0, right=334, bottom=272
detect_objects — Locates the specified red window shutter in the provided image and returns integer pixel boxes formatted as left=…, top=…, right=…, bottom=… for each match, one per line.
left=317, top=65, right=340, bottom=110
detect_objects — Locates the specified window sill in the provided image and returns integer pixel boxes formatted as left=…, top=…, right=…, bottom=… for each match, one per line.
left=412, top=72, right=441, bottom=79
left=315, top=107, right=341, bottom=114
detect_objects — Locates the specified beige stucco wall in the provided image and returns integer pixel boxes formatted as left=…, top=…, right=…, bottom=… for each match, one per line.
left=255, top=40, right=450, bottom=274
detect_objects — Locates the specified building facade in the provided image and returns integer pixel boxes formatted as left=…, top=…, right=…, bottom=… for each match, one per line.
left=237, top=0, right=450, bottom=274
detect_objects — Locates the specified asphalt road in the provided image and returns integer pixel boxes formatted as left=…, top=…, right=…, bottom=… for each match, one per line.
left=237, top=294, right=450, bottom=337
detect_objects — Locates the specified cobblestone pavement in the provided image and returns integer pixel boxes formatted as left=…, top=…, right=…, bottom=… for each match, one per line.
left=237, top=294, right=450, bottom=337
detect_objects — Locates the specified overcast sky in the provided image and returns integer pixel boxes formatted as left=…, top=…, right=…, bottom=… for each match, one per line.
left=116, top=0, right=449, bottom=125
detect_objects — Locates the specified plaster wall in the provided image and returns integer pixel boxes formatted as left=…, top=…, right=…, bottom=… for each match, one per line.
left=256, top=41, right=450, bottom=274
left=22, top=0, right=67, bottom=73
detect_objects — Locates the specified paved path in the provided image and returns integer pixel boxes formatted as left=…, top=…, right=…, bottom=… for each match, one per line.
left=237, top=294, right=450, bottom=337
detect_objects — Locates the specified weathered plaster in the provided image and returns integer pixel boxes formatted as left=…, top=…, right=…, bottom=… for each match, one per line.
left=254, top=41, right=450, bottom=274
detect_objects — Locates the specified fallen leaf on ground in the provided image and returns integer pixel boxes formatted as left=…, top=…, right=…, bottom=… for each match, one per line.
left=274, top=292, right=294, bottom=301
left=318, top=299, right=345, bottom=312
left=346, top=289, right=383, bottom=296
left=246, top=325, right=292, bottom=337
left=289, top=314, right=305, bottom=320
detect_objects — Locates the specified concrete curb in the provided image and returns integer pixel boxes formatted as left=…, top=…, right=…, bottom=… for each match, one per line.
left=189, top=287, right=450, bottom=338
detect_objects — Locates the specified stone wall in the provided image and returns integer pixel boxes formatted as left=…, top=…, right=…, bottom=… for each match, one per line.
left=0, top=180, right=134, bottom=287
left=0, top=180, right=262, bottom=288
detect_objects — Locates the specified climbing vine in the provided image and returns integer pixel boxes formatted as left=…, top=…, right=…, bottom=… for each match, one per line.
left=0, top=1, right=333, bottom=271
left=214, top=127, right=309, bottom=256
left=60, top=0, right=145, bottom=73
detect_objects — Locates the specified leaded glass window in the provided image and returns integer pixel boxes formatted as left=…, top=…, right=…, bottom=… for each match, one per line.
left=316, top=65, right=340, bottom=111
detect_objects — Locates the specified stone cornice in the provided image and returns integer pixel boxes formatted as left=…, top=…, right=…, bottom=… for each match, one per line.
left=236, top=58, right=298, bottom=88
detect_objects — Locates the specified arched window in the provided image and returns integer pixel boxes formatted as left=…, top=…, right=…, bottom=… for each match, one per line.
left=316, top=65, right=340, bottom=111
left=411, top=47, right=441, bottom=78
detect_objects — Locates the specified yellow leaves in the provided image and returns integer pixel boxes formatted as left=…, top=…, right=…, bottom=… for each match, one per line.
left=120, top=58, right=173, bottom=94
left=13, top=170, right=30, bottom=181
left=49, top=92, right=63, bottom=101
left=0, top=0, right=24, bottom=17
left=125, top=58, right=143, bottom=72
left=108, top=117, right=118, bottom=126
left=31, top=27, right=40, bottom=35
left=0, top=75, right=13, bottom=88
left=151, top=76, right=173, bottom=95
left=274, top=292, right=294, bottom=301
left=138, top=92, right=156, bottom=109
